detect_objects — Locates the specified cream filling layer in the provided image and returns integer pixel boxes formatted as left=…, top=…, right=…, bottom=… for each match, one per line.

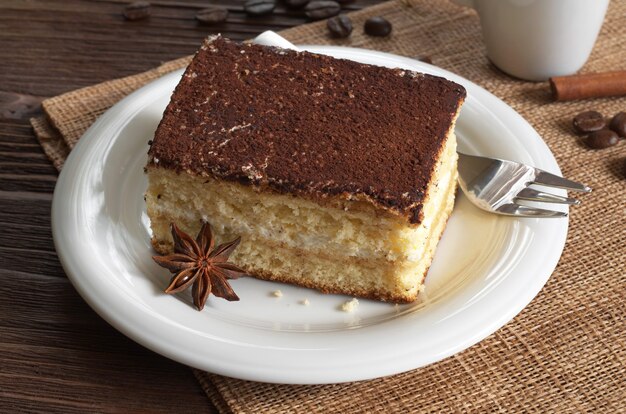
left=148, top=165, right=458, bottom=300
left=146, top=134, right=457, bottom=264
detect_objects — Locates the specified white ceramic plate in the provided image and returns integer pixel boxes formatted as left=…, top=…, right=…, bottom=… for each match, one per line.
left=52, top=45, right=568, bottom=385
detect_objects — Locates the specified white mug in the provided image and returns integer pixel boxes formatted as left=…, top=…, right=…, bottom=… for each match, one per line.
left=453, top=0, right=610, bottom=81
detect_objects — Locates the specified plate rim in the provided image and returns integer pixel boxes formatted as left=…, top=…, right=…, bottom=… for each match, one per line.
left=52, top=45, right=568, bottom=384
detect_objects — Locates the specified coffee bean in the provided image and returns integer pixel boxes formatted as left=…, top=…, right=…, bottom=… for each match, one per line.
left=244, top=0, right=276, bottom=16
left=327, top=15, right=352, bottom=38
left=284, top=0, right=310, bottom=8
left=305, top=1, right=340, bottom=20
left=123, top=1, right=151, bottom=21
left=418, top=55, right=433, bottom=64
left=586, top=129, right=619, bottom=149
left=573, top=110, right=605, bottom=134
left=196, top=7, right=229, bottom=25
left=364, top=16, right=392, bottom=37
left=609, top=111, right=626, bottom=138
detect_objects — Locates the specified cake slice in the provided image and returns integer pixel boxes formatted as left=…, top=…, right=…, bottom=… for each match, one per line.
left=146, top=35, right=466, bottom=303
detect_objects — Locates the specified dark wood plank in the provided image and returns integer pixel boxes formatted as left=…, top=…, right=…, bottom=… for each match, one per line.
left=0, top=0, right=380, bottom=96
left=0, top=274, right=212, bottom=414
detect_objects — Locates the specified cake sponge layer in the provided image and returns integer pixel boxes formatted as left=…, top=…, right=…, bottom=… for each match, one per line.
left=147, top=134, right=457, bottom=302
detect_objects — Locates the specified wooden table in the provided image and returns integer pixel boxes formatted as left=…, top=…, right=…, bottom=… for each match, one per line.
left=0, top=1, right=379, bottom=411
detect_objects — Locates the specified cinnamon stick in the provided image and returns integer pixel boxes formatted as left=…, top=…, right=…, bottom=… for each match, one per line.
left=550, top=71, right=626, bottom=101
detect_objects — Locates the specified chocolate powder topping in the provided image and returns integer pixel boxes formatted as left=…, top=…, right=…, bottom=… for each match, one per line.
left=148, top=36, right=466, bottom=223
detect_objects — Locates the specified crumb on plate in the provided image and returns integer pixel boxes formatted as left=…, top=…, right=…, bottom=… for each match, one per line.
left=341, top=298, right=359, bottom=313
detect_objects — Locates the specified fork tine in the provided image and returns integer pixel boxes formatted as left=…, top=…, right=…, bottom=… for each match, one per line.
left=515, top=188, right=580, bottom=205
left=532, top=170, right=592, bottom=193
left=496, top=203, right=568, bottom=218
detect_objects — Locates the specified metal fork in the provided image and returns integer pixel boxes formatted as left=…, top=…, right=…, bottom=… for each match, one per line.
left=457, top=152, right=591, bottom=218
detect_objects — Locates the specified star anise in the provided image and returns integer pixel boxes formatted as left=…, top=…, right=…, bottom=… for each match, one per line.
left=153, top=222, right=248, bottom=310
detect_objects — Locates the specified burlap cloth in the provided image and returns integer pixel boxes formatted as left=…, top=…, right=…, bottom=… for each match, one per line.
left=31, top=0, right=625, bottom=412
